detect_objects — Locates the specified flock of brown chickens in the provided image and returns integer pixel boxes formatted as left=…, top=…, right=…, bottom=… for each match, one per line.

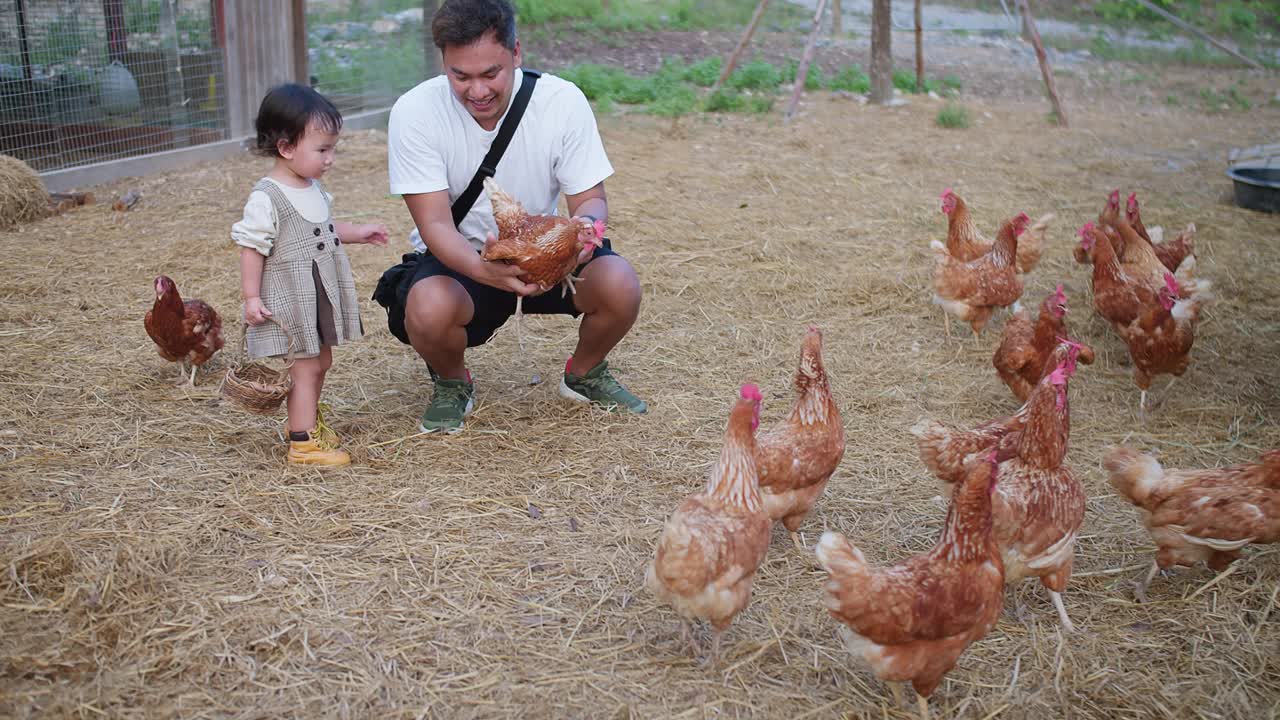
left=644, top=189, right=1278, bottom=719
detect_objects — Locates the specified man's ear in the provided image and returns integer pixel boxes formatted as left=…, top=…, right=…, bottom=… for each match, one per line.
left=512, top=39, right=522, bottom=68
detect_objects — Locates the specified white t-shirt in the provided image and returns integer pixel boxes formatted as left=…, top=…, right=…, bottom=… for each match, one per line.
left=230, top=178, right=333, bottom=256
left=387, top=69, right=613, bottom=253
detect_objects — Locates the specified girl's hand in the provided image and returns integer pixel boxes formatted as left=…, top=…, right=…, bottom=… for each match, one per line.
left=244, top=297, right=272, bottom=326
left=352, top=223, right=389, bottom=246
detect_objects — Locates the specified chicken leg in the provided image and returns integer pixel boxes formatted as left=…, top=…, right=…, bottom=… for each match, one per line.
left=790, top=531, right=806, bottom=551
left=917, top=695, right=931, bottom=720
left=679, top=619, right=701, bottom=657
left=1049, top=589, right=1075, bottom=632
left=890, top=683, right=905, bottom=707
left=1134, top=560, right=1161, bottom=604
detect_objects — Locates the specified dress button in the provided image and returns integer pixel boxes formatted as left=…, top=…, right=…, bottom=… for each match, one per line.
left=313, top=227, right=321, bottom=236
left=316, top=241, right=325, bottom=251
left=334, top=237, right=341, bottom=246
left=328, top=224, right=334, bottom=232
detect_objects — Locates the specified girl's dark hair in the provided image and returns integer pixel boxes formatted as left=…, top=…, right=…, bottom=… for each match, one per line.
left=253, top=83, right=342, bottom=157
left=431, top=0, right=517, bottom=52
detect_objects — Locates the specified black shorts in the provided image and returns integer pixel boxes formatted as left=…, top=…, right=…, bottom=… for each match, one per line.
left=373, top=239, right=619, bottom=348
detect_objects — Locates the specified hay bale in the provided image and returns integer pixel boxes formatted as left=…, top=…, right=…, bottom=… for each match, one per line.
left=0, top=154, right=50, bottom=230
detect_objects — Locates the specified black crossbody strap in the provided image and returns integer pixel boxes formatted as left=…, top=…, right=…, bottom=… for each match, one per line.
left=450, top=68, right=541, bottom=228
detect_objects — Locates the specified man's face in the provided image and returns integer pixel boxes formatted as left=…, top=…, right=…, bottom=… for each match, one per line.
left=442, top=31, right=522, bottom=130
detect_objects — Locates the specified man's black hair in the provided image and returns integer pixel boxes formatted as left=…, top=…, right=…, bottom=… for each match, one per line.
left=431, top=0, right=518, bottom=52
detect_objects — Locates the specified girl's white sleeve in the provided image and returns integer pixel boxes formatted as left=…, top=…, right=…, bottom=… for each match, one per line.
left=230, top=191, right=277, bottom=256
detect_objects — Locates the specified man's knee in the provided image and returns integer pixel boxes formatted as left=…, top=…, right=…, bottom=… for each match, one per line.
left=587, top=255, right=641, bottom=310
left=404, top=276, right=469, bottom=340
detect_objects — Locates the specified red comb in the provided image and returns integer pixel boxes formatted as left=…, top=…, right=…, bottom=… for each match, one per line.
left=1127, top=192, right=1138, bottom=210
left=1078, top=222, right=1094, bottom=237
left=741, top=384, right=762, bottom=402
left=1164, top=272, right=1179, bottom=293
left=941, top=187, right=953, bottom=199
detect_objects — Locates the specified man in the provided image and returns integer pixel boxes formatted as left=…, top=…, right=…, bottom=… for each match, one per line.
left=379, top=0, right=645, bottom=433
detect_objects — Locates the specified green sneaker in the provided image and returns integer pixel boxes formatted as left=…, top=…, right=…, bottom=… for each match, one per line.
left=559, top=359, right=647, bottom=413
left=419, top=371, right=475, bottom=434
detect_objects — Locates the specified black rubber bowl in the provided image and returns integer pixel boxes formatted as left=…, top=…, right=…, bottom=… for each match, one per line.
left=1227, top=165, right=1280, bottom=214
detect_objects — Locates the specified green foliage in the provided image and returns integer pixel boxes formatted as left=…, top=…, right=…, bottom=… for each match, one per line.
left=1216, top=2, right=1258, bottom=33
left=893, top=68, right=939, bottom=94
left=1093, top=0, right=1175, bottom=23
left=1198, top=83, right=1253, bottom=111
left=728, top=60, right=783, bottom=91
left=781, top=61, right=825, bottom=89
left=936, top=103, right=971, bottom=129
left=702, top=87, right=745, bottom=112
left=683, top=57, right=722, bottom=87
left=648, top=82, right=697, bottom=118
left=514, top=0, right=603, bottom=24
left=828, top=65, right=870, bottom=93
left=745, top=94, right=775, bottom=114
left=511, top=0, right=808, bottom=32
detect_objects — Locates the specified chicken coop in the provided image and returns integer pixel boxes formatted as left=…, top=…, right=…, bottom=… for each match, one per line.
left=0, top=0, right=435, bottom=190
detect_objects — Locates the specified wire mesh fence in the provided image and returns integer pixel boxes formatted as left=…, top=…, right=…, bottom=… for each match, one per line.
left=0, top=1, right=435, bottom=175
left=304, top=0, right=432, bottom=117
left=0, top=0, right=225, bottom=172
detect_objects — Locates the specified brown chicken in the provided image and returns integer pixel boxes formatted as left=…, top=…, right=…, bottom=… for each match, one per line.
left=1117, top=272, right=1213, bottom=413
left=816, top=450, right=1004, bottom=720
left=1079, top=223, right=1163, bottom=330
left=993, top=285, right=1095, bottom=403
left=939, top=188, right=1053, bottom=274
left=1126, top=192, right=1196, bottom=273
left=645, top=384, right=771, bottom=664
left=988, top=343, right=1086, bottom=631
left=1104, top=447, right=1280, bottom=602
left=482, top=176, right=602, bottom=292
left=1078, top=191, right=1197, bottom=278
left=912, top=407, right=1026, bottom=492
left=481, top=177, right=603, bottom=348
left=143, top=275, right=225, bottom=385
left=931, top=213, right=1028, bottom=337
left=755, top=327, right=845, bottom=548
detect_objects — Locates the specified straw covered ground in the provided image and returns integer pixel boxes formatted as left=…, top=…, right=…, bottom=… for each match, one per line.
left=3, top=86, right=1280, bottom=718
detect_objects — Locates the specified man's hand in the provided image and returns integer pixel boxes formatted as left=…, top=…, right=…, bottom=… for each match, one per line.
left=244, top=297, right=273, bottom=326
left=572, top=216, right=604, bottom=266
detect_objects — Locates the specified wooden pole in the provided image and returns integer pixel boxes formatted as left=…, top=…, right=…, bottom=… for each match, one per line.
left=785, top=0, right=828, bottom=122
left=1131, top=0, right=1261, bottom=69
left=1015, top=0, right=1067, bottom=127
left=713, top=0, right=771, bottom=92
left=290, top=0, right=308, bottom=83
left=914, top=0, right=923, bottom=92
left=869, top=0, right=892, bottom=104
left=103, top=0, right=128, bottom=62
left=831, top=0, right=842, bottom=36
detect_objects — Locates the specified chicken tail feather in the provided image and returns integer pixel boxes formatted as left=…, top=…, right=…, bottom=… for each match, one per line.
left=1103, top=447, right=1164, bottom=508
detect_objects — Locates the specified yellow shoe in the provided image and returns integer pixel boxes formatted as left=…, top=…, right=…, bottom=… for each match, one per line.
left=287, top=429, right=351, bottom=466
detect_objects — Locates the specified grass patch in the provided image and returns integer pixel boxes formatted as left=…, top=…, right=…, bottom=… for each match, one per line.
left=936, top=103, right=971, bottom=129
left=828, top=65, right=871, bottom=93
left=728, top=60, right=784, bottom=91
left=893, top=68, right=940, bottom=94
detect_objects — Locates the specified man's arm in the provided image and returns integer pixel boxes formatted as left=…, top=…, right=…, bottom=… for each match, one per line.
left=565, top=182, right=607, bottom=225
left=402, top=190, right=539, bottom=295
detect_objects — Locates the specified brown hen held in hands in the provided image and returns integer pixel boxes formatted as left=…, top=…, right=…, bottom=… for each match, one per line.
left=481, top=176, right=602, bottom=294
left=143, top=275, right=225, bottom=386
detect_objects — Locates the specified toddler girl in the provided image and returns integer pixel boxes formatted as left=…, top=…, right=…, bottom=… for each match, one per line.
left=232, top=84, right=388, bottom=466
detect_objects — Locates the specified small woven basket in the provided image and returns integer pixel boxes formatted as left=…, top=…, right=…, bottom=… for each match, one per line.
left=220, top=319, right=295, bottom=414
